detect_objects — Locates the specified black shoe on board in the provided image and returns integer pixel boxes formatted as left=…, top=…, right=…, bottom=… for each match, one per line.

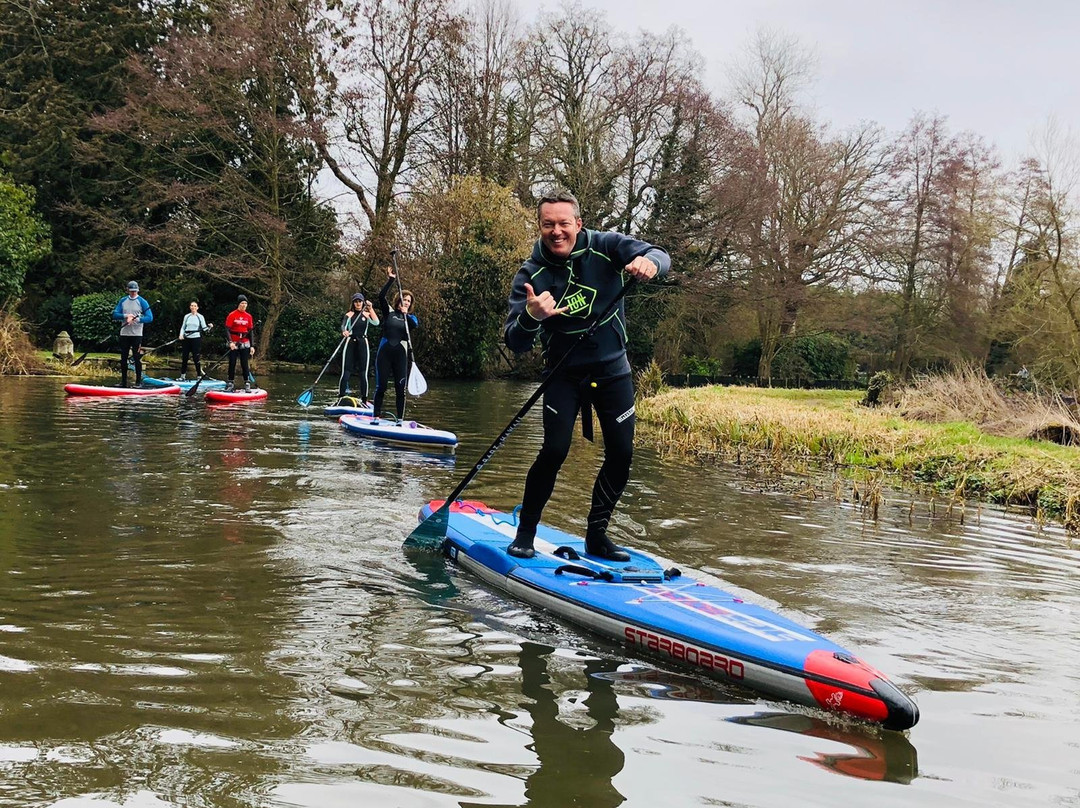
left=585, top=533, right=630, bottom=562
left=507, top=539, right=535, bottom=559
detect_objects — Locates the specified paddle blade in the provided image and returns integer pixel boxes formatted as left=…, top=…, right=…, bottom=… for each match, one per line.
left=407, top=363, right=427, bottom=396
left=404, top=502, right=449, bottom=551
left=297, top=387, right=314, bottom=407
left=185, top=377, right=204, bottom=398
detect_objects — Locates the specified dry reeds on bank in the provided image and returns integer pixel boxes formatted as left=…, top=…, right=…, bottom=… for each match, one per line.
left=896, top=364, right=1080, bottom=445
left=0, top=308, right=44, bottom=376
left=637, top=381, right=1080, bottom=533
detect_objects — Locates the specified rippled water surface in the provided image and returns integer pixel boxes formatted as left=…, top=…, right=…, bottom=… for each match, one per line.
left=1, top=375, right=1078, bottom=807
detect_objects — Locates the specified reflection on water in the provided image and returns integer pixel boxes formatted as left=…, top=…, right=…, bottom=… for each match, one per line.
left=1, top=375, right=1079, bottom=807
left=503, top=642, right=625, bottom=808
left=728, top=712, right=918, bottom=784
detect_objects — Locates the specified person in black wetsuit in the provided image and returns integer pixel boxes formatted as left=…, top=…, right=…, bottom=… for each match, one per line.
left=503, top=189, right=669, bottom=561
left=337, top=292, right=379, bottom=403
left=371, top=266, right=417, bottom=424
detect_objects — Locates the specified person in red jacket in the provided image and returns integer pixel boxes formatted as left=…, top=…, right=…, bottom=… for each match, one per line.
left=223, top=295, right=255, bottom=391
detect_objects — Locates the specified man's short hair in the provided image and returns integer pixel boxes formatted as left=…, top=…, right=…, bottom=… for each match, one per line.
left=537, top=189, right=581, bottom=220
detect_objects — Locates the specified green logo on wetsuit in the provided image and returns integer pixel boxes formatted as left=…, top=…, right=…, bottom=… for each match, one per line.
left=559, top=282, right=597, bottom=318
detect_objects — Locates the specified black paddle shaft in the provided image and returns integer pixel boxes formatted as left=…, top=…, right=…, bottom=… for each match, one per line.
left=441, top=279, right=637, bottom=506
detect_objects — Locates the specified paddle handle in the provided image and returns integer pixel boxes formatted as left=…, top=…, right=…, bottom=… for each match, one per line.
left=442, top=278, right=637, bottom=505
left=390, top=249, right=414, bottom=351
left=313, top=336, right=348, bottom=387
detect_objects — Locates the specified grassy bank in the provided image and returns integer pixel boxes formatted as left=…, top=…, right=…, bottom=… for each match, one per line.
left=636, top=385, right=1080, bottom=531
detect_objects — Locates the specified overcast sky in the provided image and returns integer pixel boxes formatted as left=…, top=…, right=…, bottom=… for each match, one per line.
left=576, top=0, right=1079, bottom=161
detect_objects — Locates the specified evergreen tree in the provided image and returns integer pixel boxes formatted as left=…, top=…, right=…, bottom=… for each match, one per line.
left=0, top=0, right=181, bottom=301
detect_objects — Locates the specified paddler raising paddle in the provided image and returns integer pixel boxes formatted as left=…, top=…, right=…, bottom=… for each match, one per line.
left=371, top=265, right=417, bottom=424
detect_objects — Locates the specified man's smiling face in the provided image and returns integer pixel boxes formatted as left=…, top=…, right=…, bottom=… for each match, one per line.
left=538, top=201, right=582, bottom=259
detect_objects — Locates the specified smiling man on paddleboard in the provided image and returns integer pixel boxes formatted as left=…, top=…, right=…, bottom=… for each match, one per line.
left=504, top=189, right=669, bottom=561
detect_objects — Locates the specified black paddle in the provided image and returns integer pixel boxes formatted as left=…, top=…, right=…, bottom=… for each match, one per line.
left=139, top=336, right=181, bottom=355
left=297, top=336, right=348, bottom=407
left=185, top=349, right=230, bottom=398
left=70, top=345, right=100, bottom=367
left=142, top=324, right=212, bottom=357
left=404, top=279, right=637, bottom=550
left=390, top=249, right=427, bottom=398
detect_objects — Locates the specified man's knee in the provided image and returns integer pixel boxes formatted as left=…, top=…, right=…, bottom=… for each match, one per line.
left=537, top=440, right=571, bottom=468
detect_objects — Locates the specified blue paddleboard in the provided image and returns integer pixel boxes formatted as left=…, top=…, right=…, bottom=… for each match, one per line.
left=324, top=404, right=374, bottom=417
left=143, top=376, right=227, bottom=391
left=416, top=499, right=919, bottom=731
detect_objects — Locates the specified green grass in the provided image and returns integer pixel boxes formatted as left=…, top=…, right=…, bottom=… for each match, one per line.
left=638, top=385, right=1080, bottom=531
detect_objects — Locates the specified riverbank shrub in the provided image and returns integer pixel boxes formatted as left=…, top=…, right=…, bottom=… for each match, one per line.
left=636, top=359, right=667, bottom=399
left=0, top=173, right=51, bottom=304
left=271, top=307, right=341, bottom=364
left=396, top=177, right=533, bottom=378
left=684, top=355, right=725, bottom=375
left=71, top=292, right=119, bottom=349
left=896, top=365, right=1080, bottom=444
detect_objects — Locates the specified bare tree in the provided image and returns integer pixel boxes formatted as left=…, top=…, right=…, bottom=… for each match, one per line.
left=992, top=122, right=1080, bottom=387
left=727, top=30, right=883, bottom=382
left=84, top=0, right=337, bottom=356
left=868, top=114, right=956, bottom=374
left=520, top=7, right=699, bottom=229
left=418, top=0, right=543, bottom=199
left=313, top=0, right=461, bottom=279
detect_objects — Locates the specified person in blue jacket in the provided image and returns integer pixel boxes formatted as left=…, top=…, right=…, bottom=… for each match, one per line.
left=503, top=189, right=669, bottom=561
left=371, top=266, right=417, bottom=424
left=111, top=281, right=153, bottom=387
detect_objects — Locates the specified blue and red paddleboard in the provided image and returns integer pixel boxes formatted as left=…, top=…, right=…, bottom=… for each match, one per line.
left=416, top=499, right=919, bottom=731
left=339, top=413, right=457, bottom=448
left=64, top=383, right=181, bottom=397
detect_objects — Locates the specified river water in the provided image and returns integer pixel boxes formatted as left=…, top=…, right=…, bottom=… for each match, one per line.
left=0, top=375, right=1077, bottom=807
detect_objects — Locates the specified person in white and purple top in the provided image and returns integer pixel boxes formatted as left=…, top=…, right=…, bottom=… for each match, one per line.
left=111, top=281, right=153, bottom=387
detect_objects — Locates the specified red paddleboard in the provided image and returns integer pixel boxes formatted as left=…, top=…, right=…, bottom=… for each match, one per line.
left=64, top=383, right=181, bottom=397
left=204, top=388, right=268, bottom=403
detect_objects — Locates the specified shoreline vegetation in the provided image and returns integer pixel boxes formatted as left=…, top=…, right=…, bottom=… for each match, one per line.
left=636, top=370, right=1080, bottom=534
left=27, top=350, right=322, bottom=378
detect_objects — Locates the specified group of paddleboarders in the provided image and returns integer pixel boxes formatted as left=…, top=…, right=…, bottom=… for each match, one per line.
left=111, top=289, right=253, bottom=391
left=109, top=277, right=419, bottom=411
